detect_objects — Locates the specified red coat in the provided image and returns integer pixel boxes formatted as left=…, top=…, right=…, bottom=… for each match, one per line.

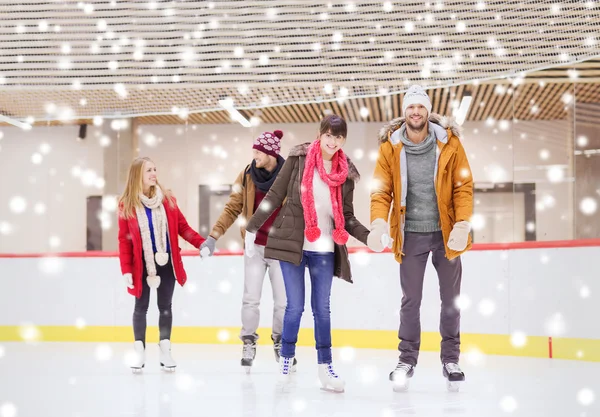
left=118, top=198, right=205, bottom=298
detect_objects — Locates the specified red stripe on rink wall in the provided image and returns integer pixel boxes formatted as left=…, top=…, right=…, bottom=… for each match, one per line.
left=549, top=337, right=553, bottom=359
left=0, top=239, right=599, bottom=258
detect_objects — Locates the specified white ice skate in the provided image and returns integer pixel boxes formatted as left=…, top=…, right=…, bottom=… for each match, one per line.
left=318, top=363, right=345, bottom=393
left=278, top=356, right=295, bottom=383
left=131, top=340, right=145, bottom=373
left=273, top=337, right=297, bottom=373
left=443, top=362, right=465, bottom=392
left=159, top=339, right=176, bottom=372
left=389, top=361, right=415, bottom=392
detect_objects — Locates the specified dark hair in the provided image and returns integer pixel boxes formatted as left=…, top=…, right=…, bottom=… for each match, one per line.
left=319, top=114, right=347, bottom=138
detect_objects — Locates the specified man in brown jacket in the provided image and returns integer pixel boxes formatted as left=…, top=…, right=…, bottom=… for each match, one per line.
left=200, top=130, right=291, bottom=373
left=368, top=85, right=474, bottom=392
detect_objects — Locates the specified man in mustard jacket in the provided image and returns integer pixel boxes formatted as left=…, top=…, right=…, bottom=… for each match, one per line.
left=368, top=85, right=474, bottom=392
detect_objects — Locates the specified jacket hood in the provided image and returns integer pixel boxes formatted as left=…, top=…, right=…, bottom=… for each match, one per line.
left=377, top=113, right=463, bottom=146
left=289, top=142, right=361, bottom=182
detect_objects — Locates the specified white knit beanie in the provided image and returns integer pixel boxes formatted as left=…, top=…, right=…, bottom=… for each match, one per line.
left=402, top=85, right=432, bottom=115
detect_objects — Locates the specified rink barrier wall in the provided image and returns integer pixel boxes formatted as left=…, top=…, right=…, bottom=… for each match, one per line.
left=1, top=239, right=599, bottom=362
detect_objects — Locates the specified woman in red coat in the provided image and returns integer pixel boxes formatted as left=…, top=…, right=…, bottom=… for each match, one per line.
left=118, top=156, right=205, bottom=372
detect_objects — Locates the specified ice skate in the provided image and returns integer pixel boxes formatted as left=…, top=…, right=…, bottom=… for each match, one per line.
left=131, top=340, right=145, bottom=373
left=241, top=338, right=257, bottom=374
left=159, top=339, right=176, bottom=372
left=273, top=336, right=297, bottom=372
left=278, top=356, right=295, bottom=383
left=389, top=360, right=415, bottom=392
left=318, top=363, right=345, bottom=393
left=443, top=362, right=465, bottom=392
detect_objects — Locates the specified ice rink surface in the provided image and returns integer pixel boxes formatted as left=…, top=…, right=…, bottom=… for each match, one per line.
left=0, top=342, right=597, bottom=417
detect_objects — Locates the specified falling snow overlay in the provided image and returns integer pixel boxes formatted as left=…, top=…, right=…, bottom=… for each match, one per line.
left=0, top=3, right=599, bottom=417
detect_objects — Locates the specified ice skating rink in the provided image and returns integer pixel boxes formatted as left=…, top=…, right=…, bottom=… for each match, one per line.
left=1, top=246, right=599, bottom=416
left=0, top=341, right=598, bottom=417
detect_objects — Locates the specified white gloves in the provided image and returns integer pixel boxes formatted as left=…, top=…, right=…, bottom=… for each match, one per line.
left=200, top=236, right=216, bottom=259
left=244, top=231, right=257, bottom=258
left=367, top=219, right=393, bottom=252
left=447, top=221, right=471, bottom=251
left=123, top=273, right=134, bottom=289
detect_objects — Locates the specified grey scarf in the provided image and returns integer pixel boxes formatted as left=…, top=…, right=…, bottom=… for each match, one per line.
left=399, top=123, right=436, bottom=155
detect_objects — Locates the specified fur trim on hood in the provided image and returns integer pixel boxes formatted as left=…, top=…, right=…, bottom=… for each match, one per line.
left=377, top=113, right=463, bottom=145
left=289, top=142, right=361, bottom=182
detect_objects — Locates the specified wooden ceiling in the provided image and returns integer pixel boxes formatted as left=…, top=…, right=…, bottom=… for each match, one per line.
left=6, top=60, right=600, bottom=127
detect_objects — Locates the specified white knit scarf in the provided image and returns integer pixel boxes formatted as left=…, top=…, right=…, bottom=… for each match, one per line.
left=136, top=186, right=169, bottom=288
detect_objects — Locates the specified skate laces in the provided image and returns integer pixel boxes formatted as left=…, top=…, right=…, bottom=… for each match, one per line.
left=395, top=362, right=413, bottom=373
left=325, top=364, right=339, bottom=378
left=242, top=343, right=255, bottom=360
left=280, top=357, right=293, bottom=375
left=444, top=363, right=461, bottom=373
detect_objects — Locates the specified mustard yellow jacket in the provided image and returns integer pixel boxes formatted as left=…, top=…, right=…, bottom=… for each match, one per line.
left=370, top=113, right=474, bottom=263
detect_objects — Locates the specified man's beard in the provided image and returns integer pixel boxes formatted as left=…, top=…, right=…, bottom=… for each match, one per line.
left=406, top=117, right=427, bottom=132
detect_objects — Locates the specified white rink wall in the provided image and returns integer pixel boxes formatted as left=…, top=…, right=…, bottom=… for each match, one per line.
left=1, top=245, right=598, bottom=340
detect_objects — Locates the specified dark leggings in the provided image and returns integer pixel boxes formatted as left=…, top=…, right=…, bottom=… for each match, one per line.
left=133, top=259, right=176, bottom=345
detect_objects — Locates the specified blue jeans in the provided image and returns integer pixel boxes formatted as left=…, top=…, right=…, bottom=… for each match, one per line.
left=279, top=251, right=335, bottom=364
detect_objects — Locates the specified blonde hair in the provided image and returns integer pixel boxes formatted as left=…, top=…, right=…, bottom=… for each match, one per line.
left=119, top=157, right=173, bottom=219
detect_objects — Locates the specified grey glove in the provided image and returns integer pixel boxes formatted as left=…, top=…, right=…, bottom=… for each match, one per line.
left=200, top=236, right=217, bottom=258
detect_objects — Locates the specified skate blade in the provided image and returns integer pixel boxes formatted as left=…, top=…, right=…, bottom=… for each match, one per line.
left=160, top=364, right=176, bottom=372
left=446, top=380, right=461, bottom=392
left=320, top=385, right=345, bottom=393
left=131, top=364, right=144, bottom=374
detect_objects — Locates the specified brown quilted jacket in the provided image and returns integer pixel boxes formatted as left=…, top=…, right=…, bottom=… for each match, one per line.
left=246, top=143, right=369, bottom=283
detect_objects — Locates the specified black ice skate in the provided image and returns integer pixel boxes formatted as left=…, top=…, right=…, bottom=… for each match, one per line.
left=241, top=338, right=257, bottom=374
left=272, top=336, right=297, bottom=372
left=389, top=360, right=415, bottom=392
left=442, top=362, right=465, bottom=392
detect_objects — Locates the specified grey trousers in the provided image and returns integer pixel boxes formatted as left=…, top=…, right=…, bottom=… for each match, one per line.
left=240, top=245, right=287, bottom=342
left=398, top=231, right=462, bottom=366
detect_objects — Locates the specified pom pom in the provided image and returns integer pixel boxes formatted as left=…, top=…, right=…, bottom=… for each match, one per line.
left=155, top=252, right=169, bottom=266
left=273, top=130, right=284, bottom=139
left=147, top=275, right=161, bottom=289
left=332, top=228, right=349, bottom=245
left=305, top=226, right=321, bottom=242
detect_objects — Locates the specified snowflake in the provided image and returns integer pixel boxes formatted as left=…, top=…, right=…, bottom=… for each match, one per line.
left=19, top=323, right=41, bottom=343
left=579, top=197, right=597, bottom=215
left=499, top=396, right=518, bottom=413
left=510, top=331, right=527, bottom=348
left=478, top=298, right=496, bottom=316
left=0, top=403, right=18, bottom=417
left=217, top=329, right=230, bottom=343
left=95, top=344, right=113, bottom=361
left=339, top=346, right=356, bottom=362
left=9, top=196, right=27, bottom=214
left=38, top=257, right=64, bottom=275
left=292, top=399, right=307, bottom=413
left=218, top=281, right=232, bottom=294
left=454, top=294, right=471, bottom=311
left=577, top=388, right=595, bottom=406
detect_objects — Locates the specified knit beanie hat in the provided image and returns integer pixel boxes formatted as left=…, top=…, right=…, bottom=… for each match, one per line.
left=402, top=85, right=432, bottom=115
left=252, top=130, right=283, bottom=158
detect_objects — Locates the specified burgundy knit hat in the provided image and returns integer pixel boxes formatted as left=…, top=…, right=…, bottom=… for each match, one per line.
left=252, top=130, right=283, bottom=158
